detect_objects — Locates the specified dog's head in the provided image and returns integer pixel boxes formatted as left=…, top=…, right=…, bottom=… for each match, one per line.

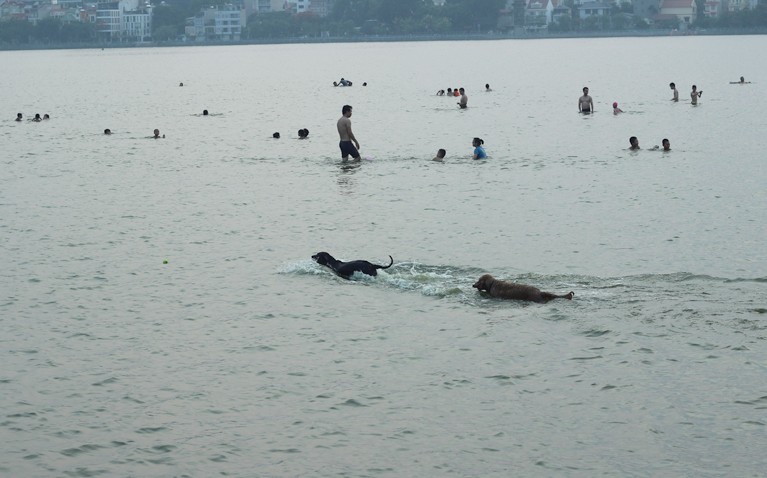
left=473, top=274, right=495, bottom=291
left=311, top=252, right=333, bottom=266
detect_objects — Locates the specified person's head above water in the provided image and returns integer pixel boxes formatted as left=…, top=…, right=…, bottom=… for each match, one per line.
left=669, top=82, right=676, bottom=89
left=153, top=128, right=160, bottom=138
left=473, top=137, right=484, bottom=147
left=203, top=109, right=209, bottom=116
left=15, top=113, right=22, bottom=120
left=629, top=136, right=639, bottom=149
left=273, top=132, right=280, bottom=139
left=104, top=128, right=112, bottom=135
left=613, top=102, right=618, bottom=108
left=662, top=138, right=670, bottom=151
left=437, top=148, right=446, bottom=158
left=583, top=86, right=589, bottom=94
left=740, top=76, right=745, bottom=83
left=43, top=114, right=49, bottom=119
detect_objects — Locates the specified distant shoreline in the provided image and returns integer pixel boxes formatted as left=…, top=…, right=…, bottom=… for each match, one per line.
left=2, top=27, right=766, bottom=52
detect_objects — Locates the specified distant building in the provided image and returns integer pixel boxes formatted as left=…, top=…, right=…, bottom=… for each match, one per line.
left=704, top=0, right=724, bottom=16
left=633, top=0, right=661, bottom=18
left=243, top=0, right=286, bottom=17
left=123, top=4, right=152, bottom=41
left=307, top=0, right=334, bottom=16
left=656, top=0, right=696, bottom=25
left=525, top=0, right=556, bottom=28
left=728, top=0, right=758, bottom=10
left=186, top=4, right=246, bottom=41
left=577, top=1, right=612, bottom=19
left=0, top=0, right=28, bottom=21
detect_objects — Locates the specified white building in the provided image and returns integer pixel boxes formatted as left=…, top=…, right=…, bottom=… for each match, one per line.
left=186, top=4, right=246, bottom=41
left=96, top=0, right=152, bottom=42
left=123, top=4, right=152, bottom=41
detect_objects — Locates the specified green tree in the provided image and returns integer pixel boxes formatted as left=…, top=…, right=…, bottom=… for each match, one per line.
left=512, top=0, right=526, bottom=27
left=443, top=0, right=505, bottom=31
left=153, top=25, right=180, bottom=41
left=152, top=5, right=188, bottom=36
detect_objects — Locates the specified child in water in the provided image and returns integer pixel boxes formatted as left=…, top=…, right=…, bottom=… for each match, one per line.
left=472, top=138, right=486, bottom=160
left=432, top=148, right=446, bottom=162
left=613, top=102, right=623, bottom=115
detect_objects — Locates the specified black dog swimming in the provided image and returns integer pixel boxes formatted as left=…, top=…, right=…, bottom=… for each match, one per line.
left=312, top=252, right=393, bottom=280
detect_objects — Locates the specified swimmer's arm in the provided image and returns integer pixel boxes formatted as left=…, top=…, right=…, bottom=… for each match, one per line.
left=347, top=124, right=359, bottom=149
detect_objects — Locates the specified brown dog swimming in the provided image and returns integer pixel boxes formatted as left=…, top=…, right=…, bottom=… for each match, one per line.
left=472, top=274, right=574, bottom=303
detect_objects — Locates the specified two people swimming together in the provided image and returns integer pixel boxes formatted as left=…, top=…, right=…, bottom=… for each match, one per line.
left=629, top=136, right=670, bottom=152
left=432, top=138, right=487, bottom=162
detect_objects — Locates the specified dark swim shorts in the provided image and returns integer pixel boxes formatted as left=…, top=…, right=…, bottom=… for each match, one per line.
left=339, top=141, right=359, bottom=159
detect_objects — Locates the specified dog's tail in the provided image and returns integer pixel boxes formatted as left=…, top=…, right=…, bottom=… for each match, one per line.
left=376, top=255, right=394, bottom=270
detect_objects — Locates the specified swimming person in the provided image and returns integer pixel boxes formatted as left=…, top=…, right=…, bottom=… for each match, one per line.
left=662, top=138, right=670, bottom=151
left=458, top=88, right=468, bottom=109
left=298, top=128, right=309, bottom=139
left=104, top=128, right=112, bottom=135
left=273, top=132, right=280, bottom=139
left=485, top=83, right=492, bottom=92
left=203, top=110, right=209, bottom=116
left=15, top=113, right=22, bottom=121
left=629, top=136, right=640, bottom=150
left=153, top=129, right=164, bottom=139
left=691, top=85, right=702, bottom=105
left=337, top=104, right=360, bottom=161
left=436, top=90, right=445, bottom=96
left=579, top=87, right=593, bottom=113
left=32, top=113, right=42, bottom=122
left=447, top=88, right=453, bottom=96
left=43, top=114, right=50, bottom=120
left=433, top=148, right=446, bottom=162
left=472, top=138, right=487, bottom=160
left=670, top=82, right=678, bottom=102
left=613, top=102, right=623, bottom=114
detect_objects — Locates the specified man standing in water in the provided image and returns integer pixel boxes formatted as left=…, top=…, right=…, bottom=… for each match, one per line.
left=337, top=104, right=361, bottom=161
left=579, top=87, right=594, bottom=113
left=691, top=85, right=702, bottom=105
left=670, top=82, right=679, bottom=102
left=458, top=88, right=468, bottom=109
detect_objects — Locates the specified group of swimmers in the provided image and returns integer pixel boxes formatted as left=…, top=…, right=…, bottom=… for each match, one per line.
left=436, top=87, right=469, bottom=109
left=586, top=77, right=747, bottom=152
left=15, top=113, right=49, bottom=122
left=333, top=78, right=367, bottom=87
left=629, top=136, right=671, bottom=152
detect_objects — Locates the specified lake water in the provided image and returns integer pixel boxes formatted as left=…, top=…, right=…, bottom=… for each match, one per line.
left=1, top=35, right=766, bottom=477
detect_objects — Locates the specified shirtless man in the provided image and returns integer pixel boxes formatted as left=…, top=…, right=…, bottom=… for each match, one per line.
left=579, top=87, right=593, bottom=113
left=337, top=104, right=360, bottom=161
left=629, top=136, right=640, bottom=150
left=690, top=85, right=702, bottom=105
left=669, top=82, right=678, bottom=102
left=458, top=88, right=468, bottom=109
